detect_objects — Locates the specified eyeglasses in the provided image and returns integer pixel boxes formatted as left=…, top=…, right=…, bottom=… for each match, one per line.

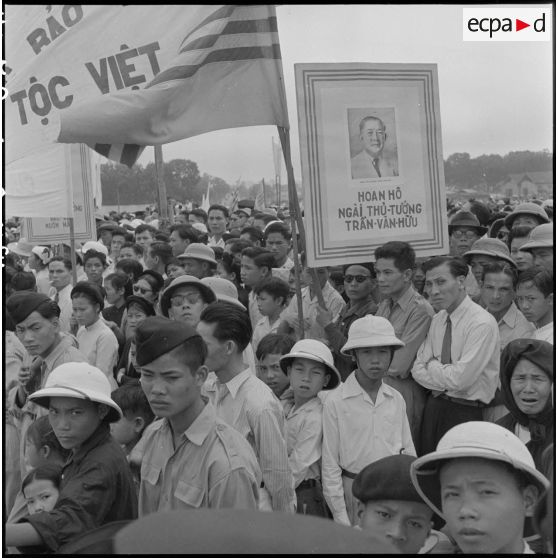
left=344, top=275, right=370, bottom=284
left=451, top=230, right=478, bottom=240
left=133, top=285, right=153, bottom=295
left=170, top=293, right=203, bottom=307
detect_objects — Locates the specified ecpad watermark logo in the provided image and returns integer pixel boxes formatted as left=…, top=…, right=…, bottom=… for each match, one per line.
left=463, top=7, right=551, bottom=41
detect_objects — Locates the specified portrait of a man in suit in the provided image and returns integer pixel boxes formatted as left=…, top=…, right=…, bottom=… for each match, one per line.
left=350, top=115, right=399, bottom=179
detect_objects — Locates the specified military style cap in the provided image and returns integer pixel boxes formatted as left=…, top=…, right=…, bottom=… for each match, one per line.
left=7, top=292, right=53, bottom=325
left=135, top=316, right=201, bottom=366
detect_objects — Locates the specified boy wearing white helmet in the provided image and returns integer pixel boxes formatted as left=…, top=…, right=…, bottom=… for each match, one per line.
left=321, top=315, right=415, bottom=526
left=411, top=421, right=549, bottom=554
left=279, top=339, right=341, bottom=517
left=5, top=362, right=137, bottom=552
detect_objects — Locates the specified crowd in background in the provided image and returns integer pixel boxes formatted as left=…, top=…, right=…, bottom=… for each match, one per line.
left=4, top=194, right=554, bottom=553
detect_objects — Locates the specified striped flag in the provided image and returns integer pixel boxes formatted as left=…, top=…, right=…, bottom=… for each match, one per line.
left=58, top=5, right=290, bottom=167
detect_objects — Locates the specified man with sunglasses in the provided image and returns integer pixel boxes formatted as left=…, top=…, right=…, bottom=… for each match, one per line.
left=316, top=262, right=377, bottom=381
left=374, top=242, right=434, bottom=446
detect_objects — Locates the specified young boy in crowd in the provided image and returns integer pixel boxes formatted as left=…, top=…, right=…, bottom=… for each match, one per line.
left=279, top=339, right=341, bottom=517
left=252, top=277, right=291, bottom=351
left=111, top=383, right=156, bottom=493
left=322, top=315, right=415, bottom=526
left=516, top=269, right=554, bottom=344
left=255, top=333, right=295, bottom=407
left=353, top=454, right=453, bottom=554
left=411, top=421, right=549, bottom=554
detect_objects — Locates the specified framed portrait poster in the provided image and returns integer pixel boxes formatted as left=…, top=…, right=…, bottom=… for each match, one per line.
left=295, top=63, right=449, bottom=267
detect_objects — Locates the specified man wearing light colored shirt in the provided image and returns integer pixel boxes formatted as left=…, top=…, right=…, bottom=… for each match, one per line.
left=374, top=242, right=434, bottom=446
left=480, top=262, right=535, bottom=352
left=135, top=317, right=261, bottom=516
left=411, top=256, right=500, bottom=455
left=198, top=302, right=295, bottom=513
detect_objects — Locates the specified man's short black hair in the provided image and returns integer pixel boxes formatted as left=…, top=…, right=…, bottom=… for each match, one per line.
left=200, top=301, right=252, bottom=352
left=148, top=242, right=174, bottom=267
left=481, top=261, right=519, bottom=288
left=253, top=277, right=290, bottom=305
left=374, top=241, right=416, bottom=272
left=49, top=256, right=72, bottom=270
left=240, top=226, right=264, bottom=244
left=135, top=224, right=157, bottom=237
left=115, top=258, right=144, bottom=282
left=422, top=256, right=469, bottom=279
left=264, top=221, right=292, bottom=241
left=189, top=208, right=208, bottom=223
left=169, top=224, right=200, bottom=243
left=517, top=269, right=554, bottom=297
left=208, top=204, right=229, bottom=219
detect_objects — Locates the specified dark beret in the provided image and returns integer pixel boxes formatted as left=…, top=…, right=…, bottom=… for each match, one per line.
left=125, top=295, right=156, bottom=316
left=352, top=454, right=425, bottom=504
left=135, top=316, right=201, bottom=367
left=71, top=281, right=105, bottom=310
left=7, top=292, right=53, bottom=325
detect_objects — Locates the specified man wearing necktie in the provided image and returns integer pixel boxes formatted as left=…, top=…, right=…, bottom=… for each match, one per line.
left=411, top=256, right=500, bottom=455
left=350, top=115, right=399, bottom=179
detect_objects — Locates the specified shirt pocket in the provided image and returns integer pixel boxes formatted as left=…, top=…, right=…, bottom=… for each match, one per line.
left=143, top=464, right=162, bottom=486
left=174, top=480, right=204, bottom=508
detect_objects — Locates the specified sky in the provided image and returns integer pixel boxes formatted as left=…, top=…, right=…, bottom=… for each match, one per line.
left=136, top=4, right=553, bottom=185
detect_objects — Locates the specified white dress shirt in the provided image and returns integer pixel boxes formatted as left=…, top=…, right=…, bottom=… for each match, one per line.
left=321, top=373, right=415, bottom=524
left=49, top=283, right=73, bottom=334
left=497, top=302, right=536, bottom=352
left=411, top=295, right=500, bottom=404
left=284, top=397, right=323, bottom=489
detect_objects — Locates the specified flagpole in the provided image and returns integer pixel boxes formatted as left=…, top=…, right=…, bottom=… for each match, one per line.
left=262, top=178, right=267, bottom=208
left=277, top=127, right=326, bottom=312
left=154, top=145, right=169, bottom=221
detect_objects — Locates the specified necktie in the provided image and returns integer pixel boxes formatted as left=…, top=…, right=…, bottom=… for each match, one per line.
left=440, top=316, right=452, bottom=364
left=372, top=158, right=382, bottom=177
left=54, top=291, right=60, bottom=304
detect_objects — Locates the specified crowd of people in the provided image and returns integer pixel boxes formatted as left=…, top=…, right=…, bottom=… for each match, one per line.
left=4, top=196, right=554, bottom=553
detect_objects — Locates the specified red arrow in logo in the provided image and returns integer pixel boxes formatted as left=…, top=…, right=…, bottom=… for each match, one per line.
left=516, top=19, right=530, bottom=31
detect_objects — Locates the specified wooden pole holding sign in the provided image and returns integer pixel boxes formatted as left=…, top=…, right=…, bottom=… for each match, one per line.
left=277, top=127, right=328, bottom=339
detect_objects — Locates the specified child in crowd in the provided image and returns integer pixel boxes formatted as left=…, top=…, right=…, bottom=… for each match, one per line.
left=322, top=315, right=415, bottom=526
left=411, top=421, right=549, bottom=554
left=111, top=383, right=156, bottom=492
left=165, top=258, right=186, bottom=281
left=7, top=416, right=71, bottom=525
left=279, top=339, right=341, bottom=517
left=353, top=454, right=453, bottom=554
left=516, top=269, right=554, bottom=344
left=22, top=464, right=63, bottom=515
left=255, top=333, right=295, bottom=407
left=252, top=277, right=291, bottom=351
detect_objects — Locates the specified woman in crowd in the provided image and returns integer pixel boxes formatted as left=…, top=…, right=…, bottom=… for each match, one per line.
left=116, top=295, right=156, bottom=384
left=497, top=338, right=554, bottom=474
left=71, top=282, right=119, bottom=389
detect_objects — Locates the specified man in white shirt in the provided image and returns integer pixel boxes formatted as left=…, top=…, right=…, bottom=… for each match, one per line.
left=207, top=204, right=229, bottom=249
left=47, top=256, right=74, bottom=334
left=197, top=302, right=295, bottom=513
left=264, top=222, right=294, bottom=271
left=411, top=256, right=500, bottom=455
